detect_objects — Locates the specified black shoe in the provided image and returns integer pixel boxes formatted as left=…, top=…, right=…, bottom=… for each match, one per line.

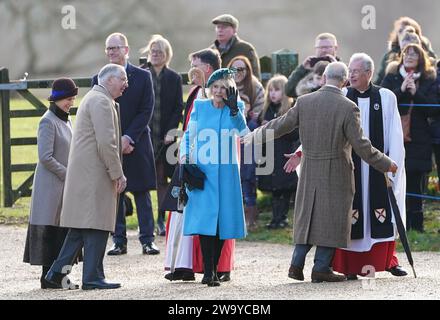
left=107, top=244, right=127, bottom=256
left=346, top=274, right=358, bottom=281
left=157, top=222, right=166, bottom=236
left=44, top=270, right=79, bottom=290
left=142, top=242, right=160, bottom=255
left=217, top=272, right=231, bottom=282
left=164, top=271, right=195, bottom=281
left=266, top=222, right=281, bottom=229
left=386, top=265, right=408, bottom=277
left=82, top=279, right=121, bottom=290
left=202, top=274, right=220, bottom=287
left=278, top=219, right=289, bottom=228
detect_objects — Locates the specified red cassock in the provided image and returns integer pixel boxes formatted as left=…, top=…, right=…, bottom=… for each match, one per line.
left=192, top=237, right=234, bottom=273
left=332, top=241, right=399, bottom=275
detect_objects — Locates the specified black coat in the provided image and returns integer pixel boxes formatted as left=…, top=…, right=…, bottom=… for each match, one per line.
left=381, top=63, right=440, bottom=172
left=93, top=62, right=157, bottom=191
left=144, top=64, right=183, bottom=142
left=256, top=103, right=300, bottom=191
left=143, top=64, right=183, bottom=177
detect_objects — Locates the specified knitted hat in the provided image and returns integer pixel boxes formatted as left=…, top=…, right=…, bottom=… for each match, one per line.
left=206, top=68, right=236, bottom=88
left=48, top=78, right=78, bottom=102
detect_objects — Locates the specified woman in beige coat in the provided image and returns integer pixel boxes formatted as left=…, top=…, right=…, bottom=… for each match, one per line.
left=23, top=78, right=78, bottom=289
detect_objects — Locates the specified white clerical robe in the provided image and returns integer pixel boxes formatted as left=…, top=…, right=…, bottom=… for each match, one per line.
left=341, top=87, right=406, bottom=252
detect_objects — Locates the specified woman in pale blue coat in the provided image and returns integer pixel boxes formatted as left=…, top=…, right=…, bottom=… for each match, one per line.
left=180, top=68, right=249, bottom=286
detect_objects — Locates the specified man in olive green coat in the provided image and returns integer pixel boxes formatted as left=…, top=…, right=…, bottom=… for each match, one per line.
left=210, top=14, right=261, bottom=80
left=244, top=62, right=397, bottom=283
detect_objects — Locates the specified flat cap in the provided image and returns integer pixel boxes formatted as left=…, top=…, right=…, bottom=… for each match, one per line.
left=212, top=14, right=239, bottom=29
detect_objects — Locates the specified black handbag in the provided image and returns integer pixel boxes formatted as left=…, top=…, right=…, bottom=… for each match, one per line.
left=182, top=164, right=206, bottom=190
left=123, top=194, right=134, bottom=217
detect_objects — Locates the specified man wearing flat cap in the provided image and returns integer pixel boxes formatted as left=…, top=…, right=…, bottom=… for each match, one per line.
left=210, top=14, right=261, bottom=80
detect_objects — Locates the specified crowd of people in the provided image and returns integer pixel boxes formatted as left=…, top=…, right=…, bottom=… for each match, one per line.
left=23, top=14, right=440, bottom=290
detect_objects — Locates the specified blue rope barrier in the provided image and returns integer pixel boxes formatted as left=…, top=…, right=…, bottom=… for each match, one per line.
left=399, top=103, right=440, bottom=108
left=406, top=192, right=440, bottom=200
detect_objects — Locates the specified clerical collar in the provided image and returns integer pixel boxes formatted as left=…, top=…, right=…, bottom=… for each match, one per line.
left=49, top=102, right=69, bottom=122
left=353, top=83, right=373, bottom=98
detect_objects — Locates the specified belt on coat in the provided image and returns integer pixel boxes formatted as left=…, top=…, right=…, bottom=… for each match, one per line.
left=303, top=150, right=346, bottom=160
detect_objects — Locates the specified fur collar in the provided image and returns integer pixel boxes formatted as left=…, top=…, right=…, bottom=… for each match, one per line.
left=385, top=61, right=436, bottom=80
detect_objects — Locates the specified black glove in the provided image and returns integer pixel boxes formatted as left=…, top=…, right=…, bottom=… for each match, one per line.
left=222, top=87, right=239, bottom=117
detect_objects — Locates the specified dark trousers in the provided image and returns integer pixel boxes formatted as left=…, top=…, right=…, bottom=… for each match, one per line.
left=156, top=160, right=169, bottom=225
left=49, top=228, right=108, bottom=283
left=406, top=170, right=427, bottom=231
left=199, top=234, right=225, bottom=277
left=113, top=191, right=155, bottom=245
left=271, top=188, right=293, bottom=223
left=290, top=244, right=335, bottom=273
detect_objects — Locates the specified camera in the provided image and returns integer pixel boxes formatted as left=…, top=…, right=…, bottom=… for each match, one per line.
left=309, top=56, right=333, bottom=68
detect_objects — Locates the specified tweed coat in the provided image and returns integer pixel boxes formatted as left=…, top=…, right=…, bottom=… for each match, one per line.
left=29, top=108, right=72, bottom=226
left=60, top=85, right=123, bottom=232
left=252, top=86, right=393, bottom=248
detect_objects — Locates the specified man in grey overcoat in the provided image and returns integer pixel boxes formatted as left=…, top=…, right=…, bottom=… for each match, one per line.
left=244, top=62, right=397, bottom=283
left=45, top=64, right=128, bottom=290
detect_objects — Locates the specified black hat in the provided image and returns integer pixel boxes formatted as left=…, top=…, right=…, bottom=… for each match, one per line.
left=48, top=78, right=78, bottom=102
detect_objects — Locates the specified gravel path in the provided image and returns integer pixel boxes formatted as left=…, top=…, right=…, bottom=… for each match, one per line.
left=1, top=225, right=439, bottom=300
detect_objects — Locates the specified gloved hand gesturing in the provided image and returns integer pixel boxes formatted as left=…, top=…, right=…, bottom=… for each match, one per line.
left=222, top=87, right=239, bottom=117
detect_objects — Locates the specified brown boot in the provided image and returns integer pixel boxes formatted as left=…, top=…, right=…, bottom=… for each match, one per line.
left=288, top=265, right=304, bottom=281
left=246, top=206, right=258, bottom=232
left=311, top=271, right=346, bottom=283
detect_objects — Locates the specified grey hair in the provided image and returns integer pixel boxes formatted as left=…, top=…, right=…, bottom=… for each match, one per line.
left=349, top=53, right=375, bottom=73
left=97, top=63, right=126, bottom=85
left=323, top=62, right=348, bottom=83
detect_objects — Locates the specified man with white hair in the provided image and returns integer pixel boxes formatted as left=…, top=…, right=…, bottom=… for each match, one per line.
left=45, top=64, right=128, bottom=290
left=244, top=62, right=398, bottom=283
left=332, top=53, right=408, bottom=279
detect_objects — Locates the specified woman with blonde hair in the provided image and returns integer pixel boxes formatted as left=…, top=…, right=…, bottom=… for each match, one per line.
left=140, top=34, right=183, bottom=236
left=257, top=75, right=300, bottom=229
left=180, top=68, right=248, bottom=286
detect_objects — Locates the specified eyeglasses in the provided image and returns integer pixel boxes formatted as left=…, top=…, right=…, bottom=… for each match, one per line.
left=315, top=45, right=334, bottom=50
left=118, top=77, right=128, bottom=84
left=235, top=67, right=247, bottom=73
left=348, top=69, right=369, bottom=76
left=190, top=62, right=208, bottom=69
left=150, top=49, right=164, bottom=56
left=105, top=46, right=127, bottom=52
left=403, top=52, right=419, bottom=58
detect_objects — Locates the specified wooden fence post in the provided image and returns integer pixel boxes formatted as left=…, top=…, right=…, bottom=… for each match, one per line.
left=0, top=68, right=13, bottom=207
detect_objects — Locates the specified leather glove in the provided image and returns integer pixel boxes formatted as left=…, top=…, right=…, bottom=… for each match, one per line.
left=222, top=87, right=239, bottom=117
